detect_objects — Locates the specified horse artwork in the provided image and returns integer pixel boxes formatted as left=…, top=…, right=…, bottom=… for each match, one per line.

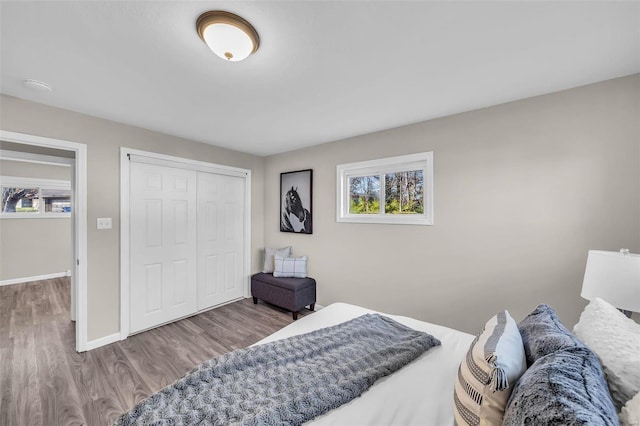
left=281, top=186, right=312, bottom=233
left=280, top=170, right=313, bottom=234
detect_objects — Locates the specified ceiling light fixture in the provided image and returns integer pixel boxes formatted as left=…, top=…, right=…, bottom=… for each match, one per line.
left=196, top=10, right=260, bottom=62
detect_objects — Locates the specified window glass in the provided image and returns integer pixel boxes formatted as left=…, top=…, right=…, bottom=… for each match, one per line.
left=42, top=188, right=72, bottom=213
left=384, top=170, right=424, bottom=214
left=349, top=175, right=380, bottom=214
left=1, top=187, right=40, bottom=213
left=1, top=178, right=71, bottom=217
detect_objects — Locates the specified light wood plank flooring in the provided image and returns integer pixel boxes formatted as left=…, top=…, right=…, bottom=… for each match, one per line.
left=0, top=277, right=309, bottom=426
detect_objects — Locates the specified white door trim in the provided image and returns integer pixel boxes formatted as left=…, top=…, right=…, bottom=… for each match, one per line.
left=120, top=147, right=251, bottom=339
left=0, top=130, right=88, bottom=352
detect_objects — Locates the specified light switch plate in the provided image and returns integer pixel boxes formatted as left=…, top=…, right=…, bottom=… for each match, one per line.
left=97, top=217, right=112, bottom=230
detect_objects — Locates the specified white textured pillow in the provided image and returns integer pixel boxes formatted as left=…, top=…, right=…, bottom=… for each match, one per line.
left=573, top=297, right=640, bottom=411
left=620, top=392, right=640, bottom=426
left=454, top=310, right=527, bottom=426
left=273, top=254, right=307, bottom=278
left=262, top=246, right=292, bottom=273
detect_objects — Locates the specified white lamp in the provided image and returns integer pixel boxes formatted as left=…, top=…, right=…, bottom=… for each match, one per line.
left=581, top=249, right=640, bottom=316
left=196, top=11, right=260, bottom=62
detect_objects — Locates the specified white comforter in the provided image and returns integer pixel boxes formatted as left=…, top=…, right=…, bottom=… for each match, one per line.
left=255, top=302, right=474, bottom=426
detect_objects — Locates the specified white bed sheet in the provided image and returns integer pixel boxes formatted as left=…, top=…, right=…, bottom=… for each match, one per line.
left=254, top=302, right=474, bottom=426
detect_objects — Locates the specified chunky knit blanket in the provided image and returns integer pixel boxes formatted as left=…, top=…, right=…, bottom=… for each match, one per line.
left=115, top=313, right=440, bottom=426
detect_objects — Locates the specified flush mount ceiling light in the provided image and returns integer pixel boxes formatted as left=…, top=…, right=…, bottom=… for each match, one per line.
left=196, top=10, right=260, bottom=62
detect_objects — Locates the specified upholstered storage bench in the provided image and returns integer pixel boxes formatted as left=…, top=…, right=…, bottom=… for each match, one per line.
left=251, top=272, right=316, bottom=320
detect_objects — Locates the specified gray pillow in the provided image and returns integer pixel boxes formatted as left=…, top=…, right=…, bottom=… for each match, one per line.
left=262, top=246, right=292, bottom=273
left=518, top=304, right=586, bottom=366
left=503, top=347, right=618, bottom=426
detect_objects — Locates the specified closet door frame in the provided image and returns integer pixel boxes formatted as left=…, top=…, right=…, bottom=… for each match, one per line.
left=119, top=147, right=251, bottom=340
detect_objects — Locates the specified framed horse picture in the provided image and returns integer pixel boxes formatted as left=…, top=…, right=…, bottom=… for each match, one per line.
left=280, top=169, right=313, bottom=234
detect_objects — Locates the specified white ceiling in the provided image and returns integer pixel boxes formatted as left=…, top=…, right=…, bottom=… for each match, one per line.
left=1, top=1, right=639, bottom=157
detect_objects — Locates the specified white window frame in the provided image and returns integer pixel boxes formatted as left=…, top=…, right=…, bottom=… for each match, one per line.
left=336, top=152, right=434, bottom=225
left=0, top=176, right=72, bottom=218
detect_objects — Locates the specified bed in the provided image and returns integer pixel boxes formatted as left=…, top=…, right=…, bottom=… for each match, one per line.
left=116, top=299, right=635, bottom=426
left=255, top=302, right=474, bottom=425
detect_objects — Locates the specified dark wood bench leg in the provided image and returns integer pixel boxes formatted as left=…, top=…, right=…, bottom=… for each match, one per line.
left=292, top=311, right=298, bottom=320
left=309, top=303, right=315, bottom=311
left=253, top=297, right=258, bottom=304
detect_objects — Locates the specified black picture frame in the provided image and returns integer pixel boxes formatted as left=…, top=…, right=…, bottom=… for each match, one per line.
left=280, top=169, right=313, bottom=234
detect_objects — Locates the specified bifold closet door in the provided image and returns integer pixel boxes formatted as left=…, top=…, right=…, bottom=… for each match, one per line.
left=197, top=172, right=245, bottom=310
left=129, top=162, right=197, bottom=333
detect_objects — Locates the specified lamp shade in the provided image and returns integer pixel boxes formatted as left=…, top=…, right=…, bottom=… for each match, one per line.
left=581, top=250, right=640, bottom=313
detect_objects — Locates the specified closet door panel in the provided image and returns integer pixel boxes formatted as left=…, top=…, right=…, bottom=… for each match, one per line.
left=197, top=172, right=245, bottom=310
left=130, top=162, right=197, bottom=333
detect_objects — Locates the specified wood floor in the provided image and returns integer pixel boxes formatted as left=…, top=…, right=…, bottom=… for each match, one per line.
left=0, top=277, right=309, bottom=426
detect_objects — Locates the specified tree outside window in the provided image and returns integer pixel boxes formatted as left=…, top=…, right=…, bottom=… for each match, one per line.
left=384, top=170, right=424, bottom=214
left=349, top=175, right=380, bottom=214
left=1, top=187, right=40, bottom=213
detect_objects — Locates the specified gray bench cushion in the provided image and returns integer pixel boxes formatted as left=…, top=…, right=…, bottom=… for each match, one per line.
left=251, top=273, right=316, bottom=318
left=251, top=272, right=315, bottom=291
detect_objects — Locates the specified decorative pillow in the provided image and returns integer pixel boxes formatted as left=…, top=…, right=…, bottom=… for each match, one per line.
left=453, top=311, right=527, bottom=426
left=503, top=347, right=619, bottom=426
left=620, top=392, right=640, bottom=426
left=262, top=246, right=292, bottom=273
left=573, top=297, right=640, bottom=411
left=273, top=255, right=307, bottom=278
left=518, top=304, right=586, bottom=366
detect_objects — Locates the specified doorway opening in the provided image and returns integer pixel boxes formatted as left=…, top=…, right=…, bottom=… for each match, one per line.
left=0, top=130, right=88, bottom=351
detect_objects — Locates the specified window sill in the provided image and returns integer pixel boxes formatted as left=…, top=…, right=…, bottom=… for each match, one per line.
left=0, top=213, right=71, bottom=219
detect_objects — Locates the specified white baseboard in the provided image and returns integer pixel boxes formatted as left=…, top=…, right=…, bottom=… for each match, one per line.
left=0, top=271, right=70, bottom=287
left=85, top=332, right=121, bottom=351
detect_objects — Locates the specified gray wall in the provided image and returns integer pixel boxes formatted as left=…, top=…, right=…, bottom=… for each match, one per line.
left=264, top=74, right=640, bottom=333
left=1, top=74, right=637, bottom=342
left=0, top=95, right=265, bottom=340
left=0, top=159, right=72, bottom=281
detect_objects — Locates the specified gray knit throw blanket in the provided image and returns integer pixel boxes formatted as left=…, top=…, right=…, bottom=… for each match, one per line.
left=115, top=313, right=440, bottom=426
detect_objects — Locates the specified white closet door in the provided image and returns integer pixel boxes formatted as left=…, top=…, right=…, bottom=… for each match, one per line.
left=197, top=172, right=245, bottom=310
left=130, top=162, right=197, bottom=333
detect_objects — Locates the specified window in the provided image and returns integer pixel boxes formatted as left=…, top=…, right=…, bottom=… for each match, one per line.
left=337, top=152, right=433, bottom=225
left=1, top=176, right=71, bottom=218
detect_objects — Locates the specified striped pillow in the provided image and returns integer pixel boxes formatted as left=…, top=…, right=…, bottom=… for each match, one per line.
left=273, top=254, right=307, bottom=278
left=454, top=311, right=527, bottom=426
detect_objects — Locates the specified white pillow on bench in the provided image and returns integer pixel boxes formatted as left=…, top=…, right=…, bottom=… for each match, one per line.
left=273, top=254, right=307, bottom=278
